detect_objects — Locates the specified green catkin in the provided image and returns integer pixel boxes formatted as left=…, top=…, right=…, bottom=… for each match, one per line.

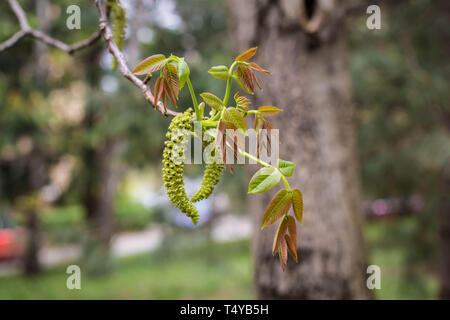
left=162, top=109, right=200, bottom=224
left=191, top=154, right=224, bottom=203
left=109, top=0, right=126, bottom=70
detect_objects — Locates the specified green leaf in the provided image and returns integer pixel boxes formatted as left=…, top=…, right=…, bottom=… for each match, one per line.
left=200, top=92, right=224, bottom=111
left=291, top=189, right=303, bottom=224
left=208, top=65, right=230, bottom=80
left=176, top=58, right=190, bottom=89
left=132, top=54, right=166, bottom=75
left=258, top=106, right=282, bottom=116
left=272, top=216, right=288, bottom=255
left=248, top=167, right=281, bottom=194
left=277, top=159, right=295, bottom=177
left=261, top=189, right=292, bottom=229
left=222, top=107, right=247, bottom=134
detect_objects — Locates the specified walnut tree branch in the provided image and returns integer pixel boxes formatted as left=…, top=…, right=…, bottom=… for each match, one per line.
left=0, top=0, right=101, bottom=54
left=93, top=0, right=180, bottom=117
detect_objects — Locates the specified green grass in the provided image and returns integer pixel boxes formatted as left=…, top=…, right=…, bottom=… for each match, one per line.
left=0, top=240, right=254, bottom=300
left=365, top=219, right=438, bottom=300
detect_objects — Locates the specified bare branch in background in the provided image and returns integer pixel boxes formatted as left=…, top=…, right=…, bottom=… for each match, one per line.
left=0, top=0, right=101, bottom=53
left=0, top=0, right=180, bottom=117
left=93, top=0, right=180, bottom=117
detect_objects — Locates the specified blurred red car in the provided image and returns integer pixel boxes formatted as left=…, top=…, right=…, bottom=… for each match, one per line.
left=0, top=213, right=24, bottom=261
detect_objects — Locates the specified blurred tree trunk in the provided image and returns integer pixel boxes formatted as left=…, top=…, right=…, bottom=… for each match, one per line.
left=439, top=161, right=450, bottom=300
left=82, top=137, right=124, bottom=274
left=227, top=0, right=370, bottom=299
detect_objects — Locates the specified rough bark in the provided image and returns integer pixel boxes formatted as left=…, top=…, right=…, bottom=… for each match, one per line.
left=439, top=164, right=450, bottom=300
left=226, top=0, right=371, bottom=299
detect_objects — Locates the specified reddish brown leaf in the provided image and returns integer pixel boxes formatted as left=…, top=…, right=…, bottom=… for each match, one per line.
left=163, top=63, right=179, bottom=99
left=235, top=47, right=258, bottom=62
left=163, top=78, right=177, bottom=106
left=153, top=77, right=164, bottom=107
left=285, top=234, right=298, bottom=263
left=237, top=65, right=255, bottom=93
left=249, top=62, right=271, bottom=74
left=279, top=236, right=288, bottom=271
left=272, top=216, right=288, bottom=255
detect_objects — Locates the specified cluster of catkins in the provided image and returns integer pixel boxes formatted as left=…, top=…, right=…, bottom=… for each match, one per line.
left=191, top=162, right=224, bottom=203
left=162, top=109, right=199, bottom=224
left=162, top=109, right=225, bottom=224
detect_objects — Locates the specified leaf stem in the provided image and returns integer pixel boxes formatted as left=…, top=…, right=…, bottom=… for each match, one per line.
left=238, top=149, right=291, bottom=190
left=222, top=61, right=238, bottom=106
left=186, top=77, right=201, bottom=121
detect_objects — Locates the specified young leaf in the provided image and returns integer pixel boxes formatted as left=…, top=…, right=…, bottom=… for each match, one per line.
left=153, top=77, right=164, bottom=107
left=291, top=189, right=303, bottom=224
left=164, top=62, right=179, bottom=99
left=222, top=107, right=247, bottom=133
left=285, top=234, right=298, bottom=263
left=163, top=77, right=177, bottom=106
left=233, top=70, right=254, bottom=95
left=237, top=65, right=255, bottom=93
left=249, top=62, right=271, bottom=74
left=261, top=189, right=292, bottom=229
left=258, top=106, right=282, bottom=116
left=248, top=167, right=281, bottom=194
left=200, top=92, right=224, bottom=111
left=132, top=54, right=166, bottom=75
left=287, top=215, right=297, bottom=244
left=279, top=236, right=288, bottom=272
left=272, top=216, right=288, bottom=255
left=235, top=47, right=258, bottom=62
left=277, top=159, right=295, bottom=177
left=208, top=65, right=230, bottom=80
left=176, top=58, right=190, bottom=89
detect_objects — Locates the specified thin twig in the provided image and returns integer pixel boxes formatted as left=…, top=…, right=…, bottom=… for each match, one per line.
left=0, top=0, right=179, bottom=117
left=93, top=0, right=180, bottom=117
left=0, top=0, right=101, bottom=54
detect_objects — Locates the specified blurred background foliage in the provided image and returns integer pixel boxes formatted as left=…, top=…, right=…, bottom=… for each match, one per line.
left=0, top=0, right=448, bottom=299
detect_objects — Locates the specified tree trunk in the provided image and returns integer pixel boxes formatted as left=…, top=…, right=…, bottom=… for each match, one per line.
left=226, top=0, right=371, bottom=299
left=439, top=165, right=450, bottom=300
left=82, top=138, right=125, bottom=274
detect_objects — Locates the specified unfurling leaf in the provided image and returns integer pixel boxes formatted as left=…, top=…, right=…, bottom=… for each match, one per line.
left=272, top=216, right=288, bottom=255
left=235, top=47, right=258, bottom=62
left=285, top=234, right=298, bottom=263
left=234, top=92, right=251, bottom=110
left=277, top=159, right=295, bottom=177
left=279, top=236, right=288, bottom=271
left=132, top=54, right=166, bottom=75
left=291, top=189, right=303, bottom=224
left=236, top=65, right=255, bottom=93
left=164, top=62, right=179, bottom=99
left=258, top=106, right=282, bottom=116
left=200, top=92, right=224, bottom=111
left=286, top=216, right=298, bottom=262
left=249, top=62, right=271, bottom=74
left=208, top=65, right=230, bottom=80
left=176, top=58, right=190, bottom=89
left=154, top=77, right=164, bottom=107
left=248, top=167, right=281, bottom=194
left=261, top=189, right=292, bottom=229
left=222, top=107, right=247, bottom=133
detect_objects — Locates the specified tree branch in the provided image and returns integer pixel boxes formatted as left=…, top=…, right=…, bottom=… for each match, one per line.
left=0, top=0, right=180, bottom=118
left=93, top=0, right=180, bottom=117
left=0, top=0, right=102, bottom=54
